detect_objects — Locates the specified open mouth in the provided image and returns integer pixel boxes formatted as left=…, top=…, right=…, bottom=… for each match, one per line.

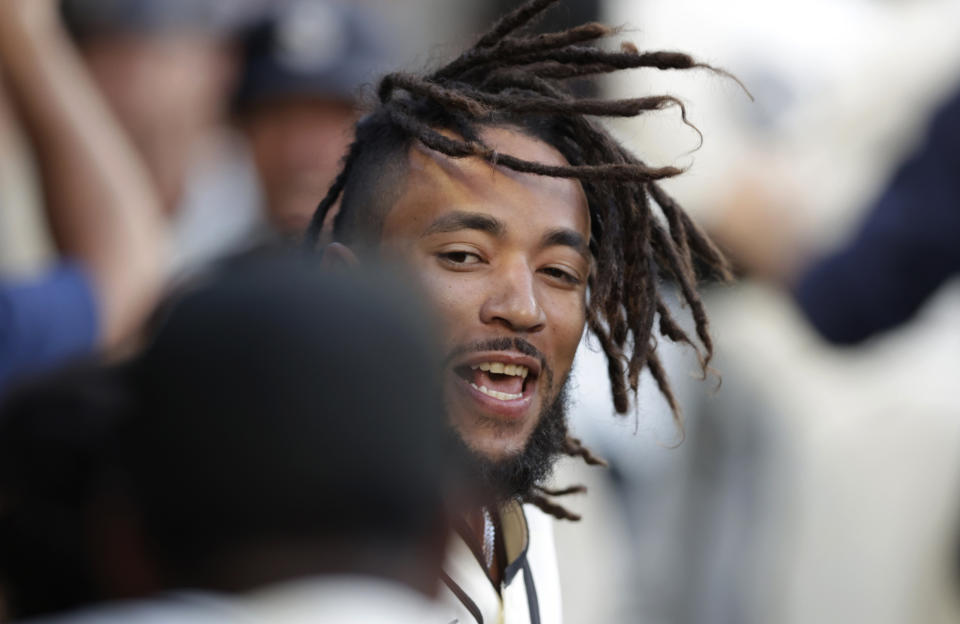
left=455, top=361, right=532, bottom=401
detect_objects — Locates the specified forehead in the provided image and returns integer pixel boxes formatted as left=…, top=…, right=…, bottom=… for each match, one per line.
left=380, top=126, right=589, bottom=242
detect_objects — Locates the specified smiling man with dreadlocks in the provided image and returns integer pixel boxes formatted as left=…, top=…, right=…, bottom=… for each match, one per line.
left=306, top=0, right=735, bottom=621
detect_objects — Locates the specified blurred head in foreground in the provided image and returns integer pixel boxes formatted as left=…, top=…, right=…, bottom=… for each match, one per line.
left=233, top=1, right=392, bottom=234
left=0, top=250, right=462, bottom=618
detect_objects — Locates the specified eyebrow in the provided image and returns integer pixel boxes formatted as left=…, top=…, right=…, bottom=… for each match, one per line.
left=542, top=228, right=590, bottom=260
left=421, top=211, right=505, bottom=238
left=421, top=211, right=590, bottom=260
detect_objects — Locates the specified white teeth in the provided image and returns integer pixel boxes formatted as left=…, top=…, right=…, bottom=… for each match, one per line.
left=470, top=382, right=522, bottom=401
left=468, top=363, right=530, bottom=378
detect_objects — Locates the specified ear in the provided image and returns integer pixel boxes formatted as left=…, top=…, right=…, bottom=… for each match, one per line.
left=320, top=242, right=359, bottom=269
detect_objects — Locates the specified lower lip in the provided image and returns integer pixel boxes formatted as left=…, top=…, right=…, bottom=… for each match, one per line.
left=451, top=373, right=537, bottom=421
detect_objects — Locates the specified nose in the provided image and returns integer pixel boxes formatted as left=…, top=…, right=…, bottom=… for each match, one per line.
left=479, top=258, right=546, bottom=333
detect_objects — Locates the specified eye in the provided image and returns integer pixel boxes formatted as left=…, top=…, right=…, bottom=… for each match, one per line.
left=540, top=266, right=582, bottom=286
left=437, top=250, right=483, bottom=266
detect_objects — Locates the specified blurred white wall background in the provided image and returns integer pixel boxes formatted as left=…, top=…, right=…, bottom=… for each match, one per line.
left=555, top=1, right=960, bottom=623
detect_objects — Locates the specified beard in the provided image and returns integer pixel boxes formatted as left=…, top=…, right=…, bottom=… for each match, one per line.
left=451, top=377, right=570, bottom=503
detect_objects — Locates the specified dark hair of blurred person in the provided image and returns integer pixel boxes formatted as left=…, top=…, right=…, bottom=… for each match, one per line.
left=0, top=250, right=465, bottom=622
left=121, top=252, right=458, bottom=594
left=233, top=1, right=393, bottom=235
left=0, top=365, right=127, bottom=619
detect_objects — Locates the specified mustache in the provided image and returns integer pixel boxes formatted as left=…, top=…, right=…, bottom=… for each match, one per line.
left=444, top=337, right=550, bottom=382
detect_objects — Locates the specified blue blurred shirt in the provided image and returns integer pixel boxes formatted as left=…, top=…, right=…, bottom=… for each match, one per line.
left=0, top=263, right=99, bottom=396
left=794, top=87, right=960, bottom=344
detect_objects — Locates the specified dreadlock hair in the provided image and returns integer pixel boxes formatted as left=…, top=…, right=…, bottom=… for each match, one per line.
left=305, top=0, right=738, bottom=519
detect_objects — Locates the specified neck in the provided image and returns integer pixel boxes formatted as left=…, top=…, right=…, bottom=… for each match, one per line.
left=463, top=505, right=506, bottom=587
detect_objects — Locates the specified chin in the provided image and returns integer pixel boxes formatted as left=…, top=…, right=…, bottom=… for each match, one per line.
left=447, top=397, right=544, bottom=461
left=448, top=380, right=571, bottom=502
left=459, top=428, right=531, bottom=464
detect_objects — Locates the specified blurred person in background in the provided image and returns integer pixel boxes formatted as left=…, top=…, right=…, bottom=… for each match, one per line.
left=60, top=0, right=267, bottom=274
left=712, top=83, right=960, bottom=345
left=233, top=0, right=392, bottom=236
left=306, top=0, right=734, bottom=621
left=0, top=251, right=462, bottom=623
left=0, top=0, right=164, bottom=396
left=590, top=3, right=960, bottom=624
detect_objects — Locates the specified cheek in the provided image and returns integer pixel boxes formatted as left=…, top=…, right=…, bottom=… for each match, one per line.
left=420, top=270, right=482, bottom=338
left=395, top=251, right=482, bottom=337
left=540, top=287, right=587, bottom=367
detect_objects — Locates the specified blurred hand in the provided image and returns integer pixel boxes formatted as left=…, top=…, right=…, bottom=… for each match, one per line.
left=0, top=0, right=167, bottom=349
left=0, top=0, right=62, bottom=61
left=0, top=0, right=58, bottom=30
left=708, top=169, right=808, bottom=286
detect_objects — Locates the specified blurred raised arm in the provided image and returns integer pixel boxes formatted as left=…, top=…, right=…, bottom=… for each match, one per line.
left=0, top=0, right=165, bottom=348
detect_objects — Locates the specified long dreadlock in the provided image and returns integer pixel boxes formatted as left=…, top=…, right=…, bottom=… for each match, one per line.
left=305, top=0, right=738, bottom=519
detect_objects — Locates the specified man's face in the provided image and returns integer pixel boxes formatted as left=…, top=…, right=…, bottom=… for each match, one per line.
left=379, top=126, right=590, bottom=464
left=245, top=98, right=358, bottom=234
